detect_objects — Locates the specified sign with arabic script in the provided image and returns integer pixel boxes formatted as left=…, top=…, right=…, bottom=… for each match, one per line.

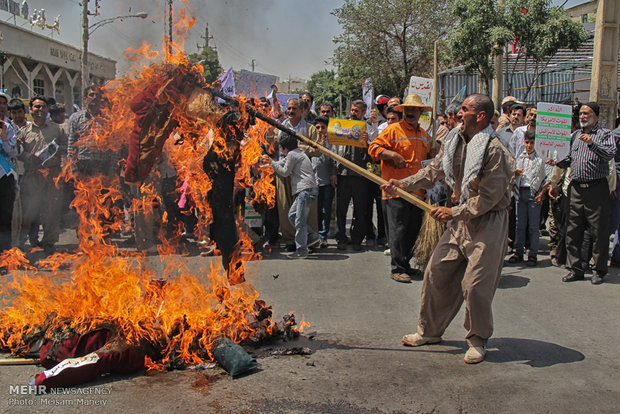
left=535, top=102, right=572, bottom=161
left=407, top=76, right=433, bottom=131
left=327, top=118, right=367, bottom=148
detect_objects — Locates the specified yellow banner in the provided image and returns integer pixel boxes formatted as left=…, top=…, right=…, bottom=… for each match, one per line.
left=327, top=118, right=367, bottom=148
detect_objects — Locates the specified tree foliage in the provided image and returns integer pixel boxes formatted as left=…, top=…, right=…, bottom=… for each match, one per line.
left=331, top=0, right=455, bottom=98
left=188, top=46, right=222, bottom=83
left=503, top=0, right=588, bottom=99
left=450, top=0, right=588, bottom=95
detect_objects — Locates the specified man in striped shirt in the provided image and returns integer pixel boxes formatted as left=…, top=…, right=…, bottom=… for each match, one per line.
left=553, top=102, right=616, bottom=285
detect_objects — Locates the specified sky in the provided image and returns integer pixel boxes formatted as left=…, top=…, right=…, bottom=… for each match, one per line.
left=0, top=0, right=591, bottom=82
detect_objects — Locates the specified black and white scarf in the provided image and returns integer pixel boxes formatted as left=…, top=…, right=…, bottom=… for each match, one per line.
left=442, top=125, right=495, bottom=204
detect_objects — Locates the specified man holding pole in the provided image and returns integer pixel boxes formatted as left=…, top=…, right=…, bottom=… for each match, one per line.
left=382, top=94, right=514, bottom=364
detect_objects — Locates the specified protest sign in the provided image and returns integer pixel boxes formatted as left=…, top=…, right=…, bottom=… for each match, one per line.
left=407, top=76, right=433, bottom=130
left=236, top=69, right=277, bottom=97
left=362, top=78, right=373, bottom=118
left=269, top=93, right=299, bottom=112
left=535, top=102, right=572, bottom=161
left=327, top=118, right=367, bottom=148
left=219, top=67, right=236, bottom=97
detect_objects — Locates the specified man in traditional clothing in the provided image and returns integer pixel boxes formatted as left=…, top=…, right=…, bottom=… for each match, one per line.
left=382, top=94, right=514, bottom=364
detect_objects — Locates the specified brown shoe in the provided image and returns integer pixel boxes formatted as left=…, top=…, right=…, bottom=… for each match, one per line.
left=391, top=272, right=412, bottom=283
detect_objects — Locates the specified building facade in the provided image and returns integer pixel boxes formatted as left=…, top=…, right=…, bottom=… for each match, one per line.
left=0, top=21, right=116, bottom=113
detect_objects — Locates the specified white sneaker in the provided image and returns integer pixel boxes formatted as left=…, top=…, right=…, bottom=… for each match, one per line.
left=401, top=333, right=441, bottom=347
left=464, top=346, right=486, bottom=364
left=384, top=248, right=391, bottom=256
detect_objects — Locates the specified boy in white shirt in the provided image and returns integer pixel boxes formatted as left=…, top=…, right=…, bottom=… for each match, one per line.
left=509, top=129, right=548, bottom=266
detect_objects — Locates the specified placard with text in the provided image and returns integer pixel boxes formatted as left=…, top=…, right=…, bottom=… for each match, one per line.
left=535, top=102, right=572, bottom=161
left=327, top=118, right=367, bottom=148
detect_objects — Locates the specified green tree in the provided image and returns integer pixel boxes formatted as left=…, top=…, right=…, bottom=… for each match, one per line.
left=450, top=0, right=511, bottom=94
left=331, top=0, right=455, bottom=97
left=450, top=0, right=588, bottom=96
left=503, top=0, right=588, bottom=99
left=188, top=46, right=222, bottom=83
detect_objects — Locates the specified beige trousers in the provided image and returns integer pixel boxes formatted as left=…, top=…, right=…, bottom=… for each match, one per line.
left=417, top=209, right=508, bottom=348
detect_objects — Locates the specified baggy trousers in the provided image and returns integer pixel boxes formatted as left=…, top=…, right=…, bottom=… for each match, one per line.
left=417, top=209, right=508, bottom=348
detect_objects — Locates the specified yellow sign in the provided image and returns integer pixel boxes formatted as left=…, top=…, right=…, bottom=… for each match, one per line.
left=327, top=118, right=367, bottom=148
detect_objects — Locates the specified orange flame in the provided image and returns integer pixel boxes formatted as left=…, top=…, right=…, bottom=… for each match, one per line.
left=0, top=13, right=289, bottom=371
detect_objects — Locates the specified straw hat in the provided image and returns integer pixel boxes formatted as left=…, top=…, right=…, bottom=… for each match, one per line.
left=394, top=93, right=432, bottom=112
left=501, top=96, right=517, bottom=106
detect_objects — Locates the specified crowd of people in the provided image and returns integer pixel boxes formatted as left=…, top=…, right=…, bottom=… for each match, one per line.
left=1, top=82, right=618, bottom=364
left=1, top=87, right=619, bottom=288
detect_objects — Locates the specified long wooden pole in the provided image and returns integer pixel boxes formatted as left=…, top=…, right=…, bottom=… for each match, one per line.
left=0, top=357, right=40, bottom=365
left=205, top=87, right=432, bottom=213
left=432, top=41, right=438, bottom=144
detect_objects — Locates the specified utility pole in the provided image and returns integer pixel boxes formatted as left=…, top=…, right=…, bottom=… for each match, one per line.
left=198, top=24, right=213, bottom=50
left=492, top=0, right=505, bottom=110
left=81, top=0, right=90, bottom=91
left=250, top=59, right=256, bottom=72
left=589, top=0, right=620, bottom=128
left=167, top=0, right=173, bottom=55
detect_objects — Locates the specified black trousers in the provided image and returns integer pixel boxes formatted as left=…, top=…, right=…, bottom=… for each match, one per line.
left=0, top=174, right=16, bottom=252
left=566, top=180, right=610, bottom=276
left=335, top=175, right=368, bottom=245
left=365, top=181, right=386, bottom=241
left=385, top=197, right=423, bottom=274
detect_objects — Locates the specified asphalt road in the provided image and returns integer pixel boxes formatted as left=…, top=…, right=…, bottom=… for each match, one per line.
left=1, top=234, right=619, bottom=413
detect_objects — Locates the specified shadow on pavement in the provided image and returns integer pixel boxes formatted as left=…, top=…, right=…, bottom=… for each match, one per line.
left=498, top=274, right=530, bottom=289
left=398, top=338, right=583, bottom=368
left=485, top=337, right=585, bottom=367
left=276, top=336, right=584, bottom=369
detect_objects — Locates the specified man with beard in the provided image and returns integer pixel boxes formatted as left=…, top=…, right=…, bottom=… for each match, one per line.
left=551, top=102, right=616, bottom=285
left=382, top=94, right=514, bottom=363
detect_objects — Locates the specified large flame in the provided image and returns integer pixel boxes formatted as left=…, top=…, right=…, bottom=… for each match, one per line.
left=0, top=10, right=283, bottom=370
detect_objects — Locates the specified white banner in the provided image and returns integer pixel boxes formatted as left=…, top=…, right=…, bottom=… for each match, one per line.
left=362, top=78, right=373, bottom=119
left=407, top=76, right=434, bottom=131
left=219, top=67, right=236, bottom=97
left=535, top=102, right=572, bottom=161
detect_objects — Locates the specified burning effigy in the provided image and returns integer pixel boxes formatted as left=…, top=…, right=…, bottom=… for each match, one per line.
left=0, top=33, right=296, bottom=388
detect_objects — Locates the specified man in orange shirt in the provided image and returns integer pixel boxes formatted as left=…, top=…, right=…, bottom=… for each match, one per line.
left=369, top=94, right=431, bottom=283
